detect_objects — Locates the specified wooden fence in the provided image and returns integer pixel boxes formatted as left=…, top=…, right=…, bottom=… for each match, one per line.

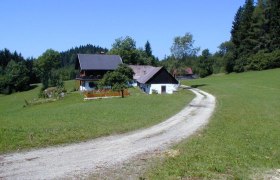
left=83, top=89, right=130, bottom=99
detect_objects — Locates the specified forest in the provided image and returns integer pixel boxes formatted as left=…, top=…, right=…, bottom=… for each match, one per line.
left=0, top=0, right=279, bottom=94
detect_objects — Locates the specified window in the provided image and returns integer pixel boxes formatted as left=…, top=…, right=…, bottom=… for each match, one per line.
left=88, top=82, right=96, bottom=88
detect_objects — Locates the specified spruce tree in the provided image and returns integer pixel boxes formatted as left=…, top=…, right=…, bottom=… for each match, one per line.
left=268, top=0, right=280, bottom=50
left=231, top=6, right=243, bottom=49
left=144, top=41, right=152, bottom=57
left=248, top=0, right=268, bottom=53
left=239, top=0, right=255, bottom=57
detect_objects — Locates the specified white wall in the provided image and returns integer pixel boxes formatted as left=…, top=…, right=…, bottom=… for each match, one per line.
left=150, top=84, right=179, bottom=94
left=130, top=80, right=138, bottom=87
left=139, top=83, right=179, bottom=94
left=79, top=81, right=96, bottom=91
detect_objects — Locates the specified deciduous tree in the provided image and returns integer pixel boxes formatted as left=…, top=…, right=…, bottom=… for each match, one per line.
left=170, top=33, right=200, bottom=59
left=98, top=64, right=134, bottom=98
left=34, top=49, right=61, bottom=89
left=109, top=36, right=139, bottom=64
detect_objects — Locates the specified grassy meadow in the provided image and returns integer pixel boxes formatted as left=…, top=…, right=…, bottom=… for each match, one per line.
left=148, top=68, right=280, bottom=179
left=0, top=81, right=194, bottom=154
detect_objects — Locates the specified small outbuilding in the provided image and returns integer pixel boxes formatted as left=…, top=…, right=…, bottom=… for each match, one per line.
left=129, top=65, right=179, bottom=94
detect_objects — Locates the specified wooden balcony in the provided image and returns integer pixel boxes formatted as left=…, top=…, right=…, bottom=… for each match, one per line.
left=75, top=75, right=101, bottom=81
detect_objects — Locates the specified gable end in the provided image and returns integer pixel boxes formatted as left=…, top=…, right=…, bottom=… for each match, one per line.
left=147, top=68, right=178, bottom=84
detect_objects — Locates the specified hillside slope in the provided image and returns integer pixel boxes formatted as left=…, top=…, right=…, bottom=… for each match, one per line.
left=148, top=69, right=280, bottom=179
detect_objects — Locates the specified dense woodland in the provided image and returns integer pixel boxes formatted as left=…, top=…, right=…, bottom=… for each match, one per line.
left=0, top=0, right=279, bottom=94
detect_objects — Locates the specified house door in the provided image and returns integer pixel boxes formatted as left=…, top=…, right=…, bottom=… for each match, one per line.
left=161, top=85, right=166, bottom=94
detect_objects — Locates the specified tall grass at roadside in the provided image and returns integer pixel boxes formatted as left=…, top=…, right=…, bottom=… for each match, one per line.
left=148, top=69, right=280, bottom=179
left=0, top=81, right=194, bottom=154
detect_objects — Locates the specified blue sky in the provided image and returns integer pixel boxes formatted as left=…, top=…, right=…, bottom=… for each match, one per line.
left=1, top=0, right=245, bottom=59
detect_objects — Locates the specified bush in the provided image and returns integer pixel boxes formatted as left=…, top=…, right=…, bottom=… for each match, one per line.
left=234, top=56, right=249, bottom=72
left=247, top=50, right=280, bottom=71
left=152, top=89, right=158, bottom=94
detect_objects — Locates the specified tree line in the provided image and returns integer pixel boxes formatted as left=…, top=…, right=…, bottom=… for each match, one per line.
left=0, top=39, right=158, bottom=94
left=0, top=45, right=108, bottom=94
left=161, top=0, right=280, bottom=77
left=228, top=0, right=280, bottom=72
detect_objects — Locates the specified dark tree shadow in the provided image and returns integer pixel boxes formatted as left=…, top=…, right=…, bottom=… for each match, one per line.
left=181, top=84, right=207, bottom=90
left=28, top=84, right=38, bottom=90
left=190, top=84, right=207, bottom=88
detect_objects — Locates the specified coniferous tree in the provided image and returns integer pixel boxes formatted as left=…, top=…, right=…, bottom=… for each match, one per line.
left=238, top=0, right=255, bottom=57
left=5, top=60, right=30, bottom=91
left=144, top=41, right=152, bottom=57
left=231, top=6, right=244, bottom=50
left=248, top=0, right=268, bottom=53
left=268, top=0, right=280, bottom=50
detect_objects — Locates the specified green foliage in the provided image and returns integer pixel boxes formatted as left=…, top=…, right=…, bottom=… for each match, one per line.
left=109, top=36, right=158, bottom=66
left=145, top=41, right=152, bottom=57
left=197, top=49, right=214, bottom=77
left=268, top=0, right=280, bottom=50
left=159, top=33, right=201, bottom=77
left=109, top=36, right=139, bottom=64
left=248, top=0, right=268, bottom=53
left=0, top=49, right=33, bottom=94
left=0, top=81, right=194, bottom=154
left=238, top=0, right=255, bottom=57
left=231, top=6, right=243, bottom=49
left=216, top=41, right=236, bottom=73
left=60, top=44, right=108, bottom=67
left=34, top=49, right=61, bottom=90
left=148, top=69, right=280, bottom=179
left=98, top=64, right=134, bottom=97
left=56, top=66, right=77, bottom=81
left=115, top=64, right=134, bottom=80
left=247, top=49, right=280, bottom=70
left=170, top=32, right=200, bottom=59
left=5, top=60, right=30, bottom=91
left=0, top=75, right=10, bottom=94
left=228, top=0, right=280, bottom=73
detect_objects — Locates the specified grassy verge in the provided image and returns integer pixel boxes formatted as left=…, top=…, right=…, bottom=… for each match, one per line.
left=0, top=81, right=194, bottom=154
left=147, top=69, right=280, bottom=179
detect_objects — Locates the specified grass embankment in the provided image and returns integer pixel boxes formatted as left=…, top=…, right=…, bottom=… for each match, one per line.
left=148, top=69, right=280, bottom=179
left=0, top=81, right=194, bottom=154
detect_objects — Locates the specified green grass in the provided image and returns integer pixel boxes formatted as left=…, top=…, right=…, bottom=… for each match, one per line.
left=148, top=69, right=280, bottom=179
left=0, top=81, right=194, bottom=154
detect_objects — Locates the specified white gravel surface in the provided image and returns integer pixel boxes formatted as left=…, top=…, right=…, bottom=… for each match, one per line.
left=0, top=86, right=216, bottom=179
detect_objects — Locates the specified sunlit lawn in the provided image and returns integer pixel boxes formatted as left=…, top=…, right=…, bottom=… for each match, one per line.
left=0, top=81, right=194, bottom=154
left=148, top=69, right=280, bottom=179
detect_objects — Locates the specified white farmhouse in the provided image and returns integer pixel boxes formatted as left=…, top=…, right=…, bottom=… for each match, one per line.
left=129, top=65, right=179, bottom=94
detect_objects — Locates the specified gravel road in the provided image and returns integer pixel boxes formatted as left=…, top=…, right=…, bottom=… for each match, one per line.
left=0, top=86, right=216, bottom=179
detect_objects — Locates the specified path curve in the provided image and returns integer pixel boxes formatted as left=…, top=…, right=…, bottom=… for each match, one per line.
left=0, top=86, right=215, bottom=179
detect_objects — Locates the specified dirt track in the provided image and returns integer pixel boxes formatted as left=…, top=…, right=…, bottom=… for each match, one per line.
left=0, top=86, right=216, bottom=179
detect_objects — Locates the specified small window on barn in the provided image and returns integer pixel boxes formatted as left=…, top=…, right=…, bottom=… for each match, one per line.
left=89, top=82, right=96, bottom=88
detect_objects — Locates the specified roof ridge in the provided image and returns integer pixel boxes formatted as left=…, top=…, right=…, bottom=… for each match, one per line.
left=138, top=66, right=163, bottom=84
